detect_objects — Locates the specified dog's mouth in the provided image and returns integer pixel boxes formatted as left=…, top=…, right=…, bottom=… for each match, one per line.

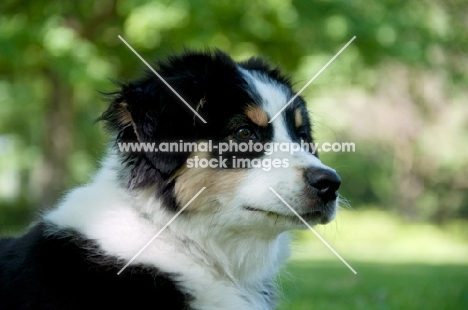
left=244, top=206, right=328, bottom=223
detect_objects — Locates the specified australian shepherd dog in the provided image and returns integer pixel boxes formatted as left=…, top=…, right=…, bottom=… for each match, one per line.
left=0, top=50, right=341, bottom=310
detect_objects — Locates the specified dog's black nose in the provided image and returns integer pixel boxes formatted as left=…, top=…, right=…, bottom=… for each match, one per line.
left=306, top=168, right=341, bottom=202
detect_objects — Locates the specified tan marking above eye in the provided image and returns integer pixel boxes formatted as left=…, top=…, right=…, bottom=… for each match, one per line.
left=244, top=105, right=268, bottom=127
left=295, top=108, right=303, bottom=128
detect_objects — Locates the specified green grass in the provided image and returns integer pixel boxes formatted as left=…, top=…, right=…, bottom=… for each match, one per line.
left=276, top=210, right=468, bottom=309
left=277, top=261, right=468, bottom=310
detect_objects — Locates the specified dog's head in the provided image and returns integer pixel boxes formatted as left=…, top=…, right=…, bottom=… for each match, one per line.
left=101, top=49, right=340, bottom=234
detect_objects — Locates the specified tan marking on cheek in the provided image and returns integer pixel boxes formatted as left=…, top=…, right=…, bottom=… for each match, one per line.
left=295, top=108, right=303, bottom=128
left=244, top=105, right=268, bottom=127
left=171, top=151, right=246, bottom=210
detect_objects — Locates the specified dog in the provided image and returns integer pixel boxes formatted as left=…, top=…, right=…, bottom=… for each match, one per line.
left=0, top=49, right=341, bottom=310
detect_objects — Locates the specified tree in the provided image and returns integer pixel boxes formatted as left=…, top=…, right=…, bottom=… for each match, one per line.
left=0, top=0, right=467, bottom=232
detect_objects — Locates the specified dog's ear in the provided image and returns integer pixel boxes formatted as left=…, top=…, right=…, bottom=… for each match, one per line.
left=99, top=79, right=194, bottom=179
left=100, top=81, right=161, bottom=144
left=98, top=50, right=240, bottom=183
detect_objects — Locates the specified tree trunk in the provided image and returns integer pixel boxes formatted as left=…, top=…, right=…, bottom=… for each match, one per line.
left=39, top=69, right=73, bottom=208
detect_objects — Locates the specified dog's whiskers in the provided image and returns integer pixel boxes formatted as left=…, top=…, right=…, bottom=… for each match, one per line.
left=338, top=194, right=353, bottom=210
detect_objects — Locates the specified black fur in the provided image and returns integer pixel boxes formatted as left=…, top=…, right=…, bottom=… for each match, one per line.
left=0, top=223, right=192, bottom=310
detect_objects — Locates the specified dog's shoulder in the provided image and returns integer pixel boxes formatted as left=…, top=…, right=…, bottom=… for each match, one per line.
left=0, top=222, right=193, bottom=310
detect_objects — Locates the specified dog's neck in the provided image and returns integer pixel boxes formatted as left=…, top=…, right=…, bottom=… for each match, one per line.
left=45, top=154, right=289, bottom=309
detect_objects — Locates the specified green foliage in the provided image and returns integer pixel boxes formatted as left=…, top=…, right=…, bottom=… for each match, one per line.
left=0, top=0, right=467, bottom=226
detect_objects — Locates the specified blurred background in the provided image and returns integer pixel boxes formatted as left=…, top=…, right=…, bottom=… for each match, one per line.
left=1, top=0, right=467, bottom=309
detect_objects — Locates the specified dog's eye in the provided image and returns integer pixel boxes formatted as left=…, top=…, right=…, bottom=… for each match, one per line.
left=235, top=126, right=257, bottom=140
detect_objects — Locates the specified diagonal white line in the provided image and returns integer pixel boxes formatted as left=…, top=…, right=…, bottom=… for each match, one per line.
left=268, top=187, right=357, bottom=274
left=117, top=187, right=207, bottom=275
left=268, top=36, right=356, bottom=123
left=117, top=35, right=207, bottom=124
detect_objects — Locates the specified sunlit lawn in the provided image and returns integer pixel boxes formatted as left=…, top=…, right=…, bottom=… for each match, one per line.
left=277, top=210, right=468, bottom=310
left=278, top=260, right=467, bottom=309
